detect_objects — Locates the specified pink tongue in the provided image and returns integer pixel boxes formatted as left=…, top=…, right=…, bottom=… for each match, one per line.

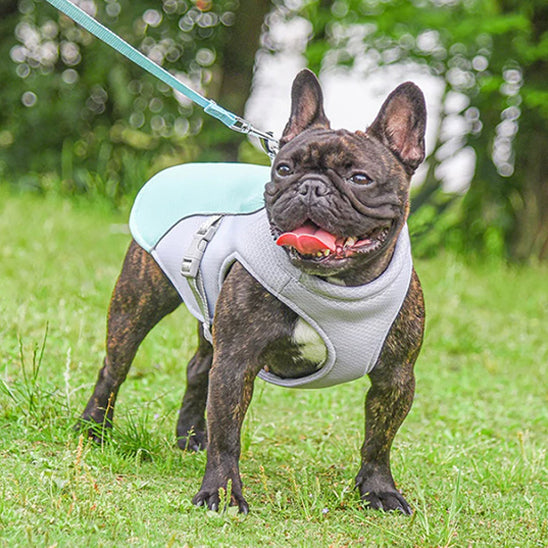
left=276, top=222, right=338, bottom=255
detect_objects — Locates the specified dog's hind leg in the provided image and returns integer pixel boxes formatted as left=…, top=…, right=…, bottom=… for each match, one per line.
left=176, top=324, right=212, bottom=451
left=79, top=240, right=182, bottom=442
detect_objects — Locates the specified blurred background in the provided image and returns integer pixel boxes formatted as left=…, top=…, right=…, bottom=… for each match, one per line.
left=1, top=0, right=547, bottom=261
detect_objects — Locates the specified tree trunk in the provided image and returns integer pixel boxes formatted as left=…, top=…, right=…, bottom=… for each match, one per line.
left=217, top=0, right=271, bottom=115
left=199, top=0, right=272, bottom=161
left=510, top=109, right=548, bottom=260
left=508, top=5, right=548, bottom=260
left=0, top=0, right=18, bottom=18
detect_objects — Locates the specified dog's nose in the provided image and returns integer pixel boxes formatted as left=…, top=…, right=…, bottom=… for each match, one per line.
left=298, top=179, right=329, bottom=198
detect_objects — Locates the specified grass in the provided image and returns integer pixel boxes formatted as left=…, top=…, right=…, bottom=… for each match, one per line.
left=0, top=187, right=547, bottom=547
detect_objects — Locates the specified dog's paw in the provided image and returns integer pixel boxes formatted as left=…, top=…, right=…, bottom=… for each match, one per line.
left=73, top=417, right=111, bottom=445
left=176, top=428, right=206, bottom=452
left=361, top=489, right=412, bottom=515
left=355, top=465, right=412, bottom=515
left=192, top=488, right=249, bottom=514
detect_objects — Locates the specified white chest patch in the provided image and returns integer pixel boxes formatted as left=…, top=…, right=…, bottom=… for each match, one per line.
left=292, top=319, right=328, bottom=366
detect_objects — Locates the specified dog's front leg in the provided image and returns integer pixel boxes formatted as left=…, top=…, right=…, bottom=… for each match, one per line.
left=191, top=346, right=259, bottom=514
left=356, top=362, right=416, bottom=514
left=191, top=263, right=289, bottom=514
left=355, top=270, right=424, bottom=515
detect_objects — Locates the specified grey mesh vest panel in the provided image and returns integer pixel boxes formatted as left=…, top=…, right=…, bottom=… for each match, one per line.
left=151, top=209, right=413, bottom=389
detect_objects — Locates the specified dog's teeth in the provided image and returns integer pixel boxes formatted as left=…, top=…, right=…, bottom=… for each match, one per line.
left=323, top=249, right=330, bottom=257
left=345, top=237, right=357, bottom=247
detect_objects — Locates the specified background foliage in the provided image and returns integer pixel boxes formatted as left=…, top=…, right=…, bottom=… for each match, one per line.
left=1, top=0, right=547, bottom=260
left=0, top=0, right=269, bottom=204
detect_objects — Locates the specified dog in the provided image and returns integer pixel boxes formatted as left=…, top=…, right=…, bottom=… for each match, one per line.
left=79, top=69, right=426, bottom=515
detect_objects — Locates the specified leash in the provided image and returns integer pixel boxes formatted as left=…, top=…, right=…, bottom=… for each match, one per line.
left=44, top=0, right=279, bottom=160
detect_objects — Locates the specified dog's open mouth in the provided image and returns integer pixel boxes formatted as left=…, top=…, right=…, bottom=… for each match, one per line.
left=276, top=220, right=391, bottom=260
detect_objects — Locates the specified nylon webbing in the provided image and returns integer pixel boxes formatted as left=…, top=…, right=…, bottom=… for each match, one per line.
left=180, top=215, right=223, bottom=342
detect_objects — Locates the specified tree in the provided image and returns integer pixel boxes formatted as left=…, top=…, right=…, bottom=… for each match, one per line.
left=499, top=0, right=548, bottom=260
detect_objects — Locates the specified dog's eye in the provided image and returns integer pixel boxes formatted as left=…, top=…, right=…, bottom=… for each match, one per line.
left=348, top=173, right=373, bottom=185
left=276, top=163, right=292, bottom=177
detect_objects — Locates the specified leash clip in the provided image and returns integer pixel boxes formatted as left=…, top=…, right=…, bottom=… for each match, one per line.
left=231, top=117, right=279, bottom=161
left=259, top=132, right=279, bottom=160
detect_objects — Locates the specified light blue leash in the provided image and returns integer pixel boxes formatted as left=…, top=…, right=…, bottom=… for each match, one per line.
left=44, top=0, right=279, bottom=159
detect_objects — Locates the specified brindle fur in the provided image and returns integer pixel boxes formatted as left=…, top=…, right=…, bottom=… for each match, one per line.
left=79, top=69, right=427, bottom=515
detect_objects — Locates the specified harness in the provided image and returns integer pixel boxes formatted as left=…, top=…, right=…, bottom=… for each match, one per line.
left=44, top=0, right=412, bottom=388
left=130, top=163, right=413, bottom=389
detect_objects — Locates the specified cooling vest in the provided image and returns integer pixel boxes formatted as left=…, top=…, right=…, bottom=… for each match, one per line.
left=130, top=162, right=413, bottom=389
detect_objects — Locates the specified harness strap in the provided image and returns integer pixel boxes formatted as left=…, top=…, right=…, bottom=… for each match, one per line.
left=180, top=215, right=222, bottom=342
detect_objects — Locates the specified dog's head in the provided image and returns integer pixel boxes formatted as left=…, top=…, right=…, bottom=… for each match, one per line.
left=264, top=69, right=426, bottom=285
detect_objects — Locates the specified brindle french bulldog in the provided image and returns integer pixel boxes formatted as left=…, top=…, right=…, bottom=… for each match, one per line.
left=79, top=69, right=426, bottom=515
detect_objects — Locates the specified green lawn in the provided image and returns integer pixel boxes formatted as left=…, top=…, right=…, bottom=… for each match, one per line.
left=1, top=188, right=547, bottom=547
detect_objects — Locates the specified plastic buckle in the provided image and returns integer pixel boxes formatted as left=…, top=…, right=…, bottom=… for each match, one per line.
left=181, top=216, right=222, bottom=279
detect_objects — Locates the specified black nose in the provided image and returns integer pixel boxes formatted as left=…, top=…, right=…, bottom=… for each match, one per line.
left=298, top=179, right=329, bottom=198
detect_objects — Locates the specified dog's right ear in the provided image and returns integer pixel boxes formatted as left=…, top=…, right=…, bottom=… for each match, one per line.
left=280, top=69, right=331, bottom=147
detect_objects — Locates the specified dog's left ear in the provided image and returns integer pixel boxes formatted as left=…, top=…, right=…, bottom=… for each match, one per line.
left=280, top=69, right=331, bottom=147
left=367, top=82, right=426, bottom=174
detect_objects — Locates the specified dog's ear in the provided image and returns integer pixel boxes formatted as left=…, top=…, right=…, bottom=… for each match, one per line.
left=280, top=69, right=331, bottom=147
left=367, top=82, right=426, bottom=174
